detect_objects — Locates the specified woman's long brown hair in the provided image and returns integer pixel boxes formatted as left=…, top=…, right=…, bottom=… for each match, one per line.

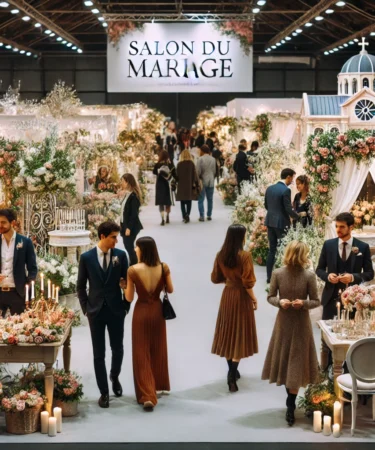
left=121, top=173, right=142, bottom=202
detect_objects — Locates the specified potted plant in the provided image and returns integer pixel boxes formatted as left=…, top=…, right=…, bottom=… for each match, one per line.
left=298, top=371, right=336, bottom=418
left=53, top=370, right=83, bottom=417
left=0, top=383, right=45, bottom=434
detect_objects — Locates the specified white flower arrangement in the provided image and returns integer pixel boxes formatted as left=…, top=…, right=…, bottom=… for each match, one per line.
left=37, top=254, right=78, bottom=295
left=232, top=181, right=264, bottom=231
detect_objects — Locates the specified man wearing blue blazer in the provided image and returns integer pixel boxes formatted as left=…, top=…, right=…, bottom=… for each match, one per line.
left=317, top=212, right=374, bottom=320
left=77, top=221, right=130, bottom=408
left=0, top=208, right=37, bottom=315
left=265, top=168, right=300, bottom=283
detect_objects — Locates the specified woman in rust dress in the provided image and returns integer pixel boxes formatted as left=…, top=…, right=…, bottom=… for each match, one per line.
left=125, top=236, right=173, bottom=411
left=211, top=224, right=258, bottom=392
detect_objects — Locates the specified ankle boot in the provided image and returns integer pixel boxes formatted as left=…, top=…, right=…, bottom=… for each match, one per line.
left=227, top=373, right=238, bottom=393
left=166, top=214, right=170, bottom=224
left=161, top=219, right=165, bottom=226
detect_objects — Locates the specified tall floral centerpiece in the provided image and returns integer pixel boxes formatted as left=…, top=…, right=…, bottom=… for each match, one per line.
left=250, top=114, right=272, bottom=143
left=0, top=138, right=25, bottom=208
left=232, top=181, right=264, bottom=232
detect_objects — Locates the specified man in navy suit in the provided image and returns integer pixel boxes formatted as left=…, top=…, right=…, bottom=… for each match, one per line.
left=316, top=212, right=374, bottom=320
left=265, top=168, right=300, bottom=283
left=0, top=208, right=37, bottom=315
left=77, top=221, right=130, bottom=408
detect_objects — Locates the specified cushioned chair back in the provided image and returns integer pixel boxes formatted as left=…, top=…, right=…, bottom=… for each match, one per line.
left=346, top=337, right=375, bottom=383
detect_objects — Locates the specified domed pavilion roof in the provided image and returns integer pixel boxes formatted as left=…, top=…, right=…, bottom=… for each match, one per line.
left=341, top=51, right=375, bottom=74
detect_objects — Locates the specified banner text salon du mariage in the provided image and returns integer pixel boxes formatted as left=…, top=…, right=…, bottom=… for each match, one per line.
left=107, top=23, right=253, bottom=93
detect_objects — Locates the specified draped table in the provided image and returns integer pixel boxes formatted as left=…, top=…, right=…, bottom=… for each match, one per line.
left=0, top=322, right=72, bottom=415
left=317, top=320, right=354, bottom=396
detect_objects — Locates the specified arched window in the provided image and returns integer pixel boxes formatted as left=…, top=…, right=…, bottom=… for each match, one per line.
left=330, top=127, right=340, bottom=134
left=352, top=78, right=358, bottom=94
left=363, top=78, right=369, bottom=88
left=345, top=79, right=349, bottom=94
left=314, top=127, right=324, bottom=136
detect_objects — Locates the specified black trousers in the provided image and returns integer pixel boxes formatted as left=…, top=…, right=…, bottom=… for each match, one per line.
left=0, top=290, right=25, bottom=315
left=180, top=200, right=192, bottom=218
left=122, top=233, right=138, bottom=266
left=88, top=304, right=126, bottom=395
left=266, top=226, right=285, bottom=282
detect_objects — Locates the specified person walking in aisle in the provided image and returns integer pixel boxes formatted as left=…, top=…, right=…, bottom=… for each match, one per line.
left=176, top=150, right=200, bottom=223
left=206, top=131, right=217, bottom=154
left=125, top=237, right=173, bottom=411
left=0, top=208, right=37, bottom=315
left=262, top=241, right=320, bottom=426
left=211, top=224, right=258, bottom=393
left=247, top=140, right=259, bottom=183
left=265, top=168, right=300, bottom=283
left=119, top=173, right=143, bottom=266
left=153, top=150, right=177, bottom=226
left=77, top=221, right=130, bottom=409
left=233, top=144, right=251, bottom=194
left=197, top=145, right=216, bottom=222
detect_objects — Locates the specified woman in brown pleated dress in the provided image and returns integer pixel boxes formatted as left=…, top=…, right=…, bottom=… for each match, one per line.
left=211, top=224, right=258, bottom=393
left=261, top=241, right=320, bottom=427
left=125, top=236, right=173, bottom=411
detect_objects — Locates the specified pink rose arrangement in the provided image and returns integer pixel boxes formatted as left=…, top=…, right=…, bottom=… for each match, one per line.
left=0, top=387, right=45, bottom=412
left=341, top=285, right=368, bottom=311
left=53, top=370, right=84, bottom=403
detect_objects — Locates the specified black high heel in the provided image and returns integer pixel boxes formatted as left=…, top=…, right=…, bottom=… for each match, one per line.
left=285, top=408, right=295, bottom=426
left=227, top=373, right=239, bottom=393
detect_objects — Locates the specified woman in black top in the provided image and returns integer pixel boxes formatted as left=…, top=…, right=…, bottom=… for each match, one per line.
left=153, top=150, right=177, bottom=226
left=293, top=175, right=312, bottom=228
left=120, top=173, right=143, bottom=265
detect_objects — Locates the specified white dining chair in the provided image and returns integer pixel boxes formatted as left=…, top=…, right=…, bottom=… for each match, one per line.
left=337, top=337, right=375, bottom=436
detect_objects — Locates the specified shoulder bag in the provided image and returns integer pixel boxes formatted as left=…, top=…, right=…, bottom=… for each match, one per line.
left=161, top=263, right=176, bottom=320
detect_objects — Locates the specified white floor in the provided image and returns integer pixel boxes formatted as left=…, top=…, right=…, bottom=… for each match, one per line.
left=1, top=187, right=375, bottom=442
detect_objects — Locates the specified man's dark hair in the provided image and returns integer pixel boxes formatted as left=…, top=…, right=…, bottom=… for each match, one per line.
left=0, top=208, right=17, bottom=223
left=240, top=139, right=247, bottom=145
left=209, top=131, right=216, bottom=138
left=335, top=212, right=354, bottom=227
left=280, top=168, right=296, bottom=179
left=201, top=144, right=210, bottom=154
left=238, top=144, right=246, bottom=152
left=98, top=221, right=120, bottom=239
left=251, top=141, right=259, bottom=150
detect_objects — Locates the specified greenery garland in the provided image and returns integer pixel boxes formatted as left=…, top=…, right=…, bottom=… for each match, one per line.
left=0, top=138, right=25, bottom=208
left=250, top=113, right=272, bottom=143
left=305, top=129, right=375, bottom=220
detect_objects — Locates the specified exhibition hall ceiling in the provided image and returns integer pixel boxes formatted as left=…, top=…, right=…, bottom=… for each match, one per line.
left=0, top=0, right=374, bottom=56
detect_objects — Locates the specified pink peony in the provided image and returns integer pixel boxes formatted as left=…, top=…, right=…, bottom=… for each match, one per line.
left=321, top=173, right=329, bottom=180
left=16, top=400, right=25, bottom=412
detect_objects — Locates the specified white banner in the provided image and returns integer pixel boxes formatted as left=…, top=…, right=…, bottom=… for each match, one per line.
left=107, top=23, right=253, bottom=93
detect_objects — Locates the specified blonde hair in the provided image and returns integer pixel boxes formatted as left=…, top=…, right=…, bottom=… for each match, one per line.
left=179, top=149, right=193, bottom=162
left=283, top=241, right=310, bottom=268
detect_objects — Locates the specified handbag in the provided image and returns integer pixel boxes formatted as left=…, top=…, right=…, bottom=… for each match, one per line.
left=192, top=177, right=202, bottom=201
left=161, top=263, right=176, bottom=320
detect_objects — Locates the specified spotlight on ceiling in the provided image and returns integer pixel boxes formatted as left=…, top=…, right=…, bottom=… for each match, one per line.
left=292, top=32, right=298, bottom=36
left=57, top=37, right=63, bottom=41
left=315, top=16, right=324, bottom=21
left=281, top=39, right=286, bottom=43
left=285, top=36, right=291, bottom=41
left=371, top=32, right=375, bottom=36
left=67, top=43, right=73, bottom=47
left=20, top=50, right=25, bottom=54
left=91, top=8, right=100, bottom=14
left=5, top=44, right=11, bottom=49
left=62, top=40, right=67, bottom=44
left=98, top=17, right=105, bottom=21
left=325, top=9, right=334, bottom=13
left=305, top=23, right=313, bottom=27
left=354, top=38, right=359, bottom=42
left=10, top=9, right=19, bottom=13
left=271, top=45, right=276, bottom=49
left=84, top=1, right=94, bottom=5
left=324, top=51, right=329, bottom=55
left=257, top=0, right=266, bottom=5
left=349, top=41, right=354, bottom=44
left=13, top=47, right=19, bottom=52
left=50, top=33, right=55, bottom=37
left=103, top=22, right=108, bottom=27
left=296, top=29, right=303, bottom=33
left=78, top=49, right=83, bottom=53
left=26, top=51, right=31, bottom=56
left=34, top=23, right=41, bottom=28
left=0, top=43, right=3, bottom=47
left=22, top=16, right=31, bottom=21
left=252, top=8, right=260, bottom=13
left=336, top=1, right=345, bottom=6
left=343, top=43, right=348, bottom=47
left=0, top=2, right=9, bottom=8
left=44, top=30, right=51, bottom=34
left=276, top=42, right=281, bottom=46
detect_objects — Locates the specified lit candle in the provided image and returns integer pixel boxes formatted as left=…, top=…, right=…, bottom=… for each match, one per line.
left=41, top=411, right=49, bottom=434
left=55, top=286, right=59, bottom=303
left=313, top=410, right=322, bottom=433
left=332, top=423, right=341, bottom=438
left=40, top=273, right=44, bottom=292
left=323, top=415, right=332, bottom=436
left=48, top=417, right=57, bottom=437
left=336, top=302, right=340, bottom=320
left=31, top=280, right=35, bottom=299
left=25, top=284, right=29, bottom=303
left=52, top=284, right=55, bottom=300
left=48, top=279, right=51, bottom=299
left=53, top=407, right=62, bottom=433
left=333, top=401, right=342, bottom=426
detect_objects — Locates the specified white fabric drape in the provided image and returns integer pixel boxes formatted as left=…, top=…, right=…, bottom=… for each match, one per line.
left=270, top=118, right=298, bottom=147
left=325, top=159, right=370, bottom=239
left=369, top=160, right=375, bottom=183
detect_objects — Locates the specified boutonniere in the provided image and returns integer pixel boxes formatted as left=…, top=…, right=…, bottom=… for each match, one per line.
left=112, top=256, right=120, bottom=266
left=352, top=247, right=359, bottom=254
left=16, top=241, right=23, bottom=250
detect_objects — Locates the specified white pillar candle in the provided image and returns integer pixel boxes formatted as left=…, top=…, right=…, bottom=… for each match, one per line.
left=25, top=284, right=29, bottom=303
left=313, top=410, right=322, bottom=433
left=31, top=280, right=35, bottom=299
left=332, top=423, right=341, bottom=438
left=323, top=415, right=332, bottom=436
left=55, top=287, right=59, bottom=303
left=52, top=284, right=55, bottom=300
left=48, top=417, right=57, bottom=437
left=48, top=279, right=51, bottom=299
left=53, top=407, right=62, bottom=433
left=333, top=401, right=342, bottom=425
left=40, top=273, right=44, bottom=292
left=336, top=302, right=340, bottom=319
left=41, top=411, right=49, bottom=434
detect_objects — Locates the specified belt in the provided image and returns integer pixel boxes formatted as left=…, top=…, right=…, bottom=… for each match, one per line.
left=225, top=281, right=243, bottom=288
left=0, top=287, right=16, bottom=292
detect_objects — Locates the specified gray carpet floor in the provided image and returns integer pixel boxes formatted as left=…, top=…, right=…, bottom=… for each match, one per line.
left=0, top=187, right=374, bottom=443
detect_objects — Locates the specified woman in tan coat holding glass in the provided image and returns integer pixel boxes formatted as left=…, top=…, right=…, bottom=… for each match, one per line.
left=211, top=224, right=258, bottom=393
left=262, top=241, right=320, bottom=426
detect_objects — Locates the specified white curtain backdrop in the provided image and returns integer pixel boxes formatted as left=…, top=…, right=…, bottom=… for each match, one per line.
left=369, top=160, right=375, bottom=184
left=325, top=159, right=370, bottom=239
left=270, top=118, right=298, bottom=147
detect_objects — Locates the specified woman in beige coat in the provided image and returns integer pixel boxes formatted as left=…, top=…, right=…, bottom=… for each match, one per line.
left=262, top=241, right=320, bottom=426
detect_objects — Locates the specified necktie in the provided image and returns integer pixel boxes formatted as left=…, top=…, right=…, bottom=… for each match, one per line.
left=103, top=252, right=108, bottom=272
left=342, top=242, right=347, bottom=261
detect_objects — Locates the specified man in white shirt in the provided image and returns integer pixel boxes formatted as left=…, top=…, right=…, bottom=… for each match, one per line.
left=316, top=212, right=374, bottom=320
left=0, top=209, right=37, bottom=314
left=77, top=221, right=130, bottom=409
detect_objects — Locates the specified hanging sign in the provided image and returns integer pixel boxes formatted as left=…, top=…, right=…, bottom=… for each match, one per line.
left=107, top=23, right=253, bottom=93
